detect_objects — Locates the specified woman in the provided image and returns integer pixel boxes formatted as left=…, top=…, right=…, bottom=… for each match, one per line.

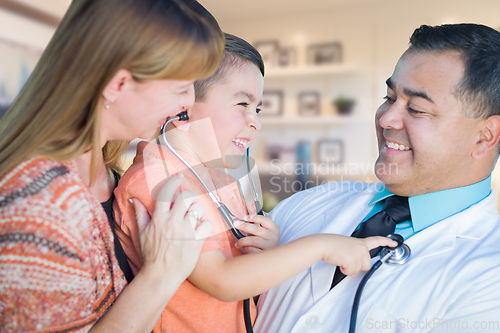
left=0, top=0, right=224, bottom=332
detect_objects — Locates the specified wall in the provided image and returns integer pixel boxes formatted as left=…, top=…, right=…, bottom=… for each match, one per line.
left=0, top=8, right=55, bottom=50
left=3, top=0, right=500, bottom=208
left=215, top=0, right=500, bottom=106
left=205, top=0, right=500, bottom=207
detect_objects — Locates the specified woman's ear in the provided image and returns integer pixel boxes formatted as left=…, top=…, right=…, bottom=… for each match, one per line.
left=102, top=69, right=134, bottom=104
left=472, top=115, right=500, bottom=159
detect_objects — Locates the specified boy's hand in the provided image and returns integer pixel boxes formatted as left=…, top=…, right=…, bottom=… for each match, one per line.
left=321, top=235, right=397, bottom=277
left=233, top=215, right=280, bottom=253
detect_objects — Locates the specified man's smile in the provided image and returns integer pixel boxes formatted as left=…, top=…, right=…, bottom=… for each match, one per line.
left=385, top=140, right=411, bottom=151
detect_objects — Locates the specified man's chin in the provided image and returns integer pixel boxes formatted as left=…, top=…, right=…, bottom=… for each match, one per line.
left=375, top=159, right=402, bottom=183
left=375, top=155, right=401, bottom=172
left=375, top=169, right=417, bottom=196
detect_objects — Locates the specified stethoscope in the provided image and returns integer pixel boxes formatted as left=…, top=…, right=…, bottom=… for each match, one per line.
left=160, top=112, right=412, bottom=333
left=349, top=233, right=411, bottom=333
left=160, top=111, right=260, bottom=333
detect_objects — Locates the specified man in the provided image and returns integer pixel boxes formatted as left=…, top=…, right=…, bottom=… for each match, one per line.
left=255, top=23, right=500, bottom=333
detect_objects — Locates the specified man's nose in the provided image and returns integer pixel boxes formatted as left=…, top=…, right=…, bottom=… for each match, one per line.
left=377, top=103, right=405, bottom=130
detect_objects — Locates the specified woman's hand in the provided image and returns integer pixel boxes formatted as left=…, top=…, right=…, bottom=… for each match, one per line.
left=234, top=214, right=280, bottom=253
left=320, top=235, right=397, bottom=277
left=131, top=174, right=213, bottom=288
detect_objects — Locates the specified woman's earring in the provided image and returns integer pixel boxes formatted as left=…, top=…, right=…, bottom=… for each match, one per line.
left=104, top=98, right=115, bottom=109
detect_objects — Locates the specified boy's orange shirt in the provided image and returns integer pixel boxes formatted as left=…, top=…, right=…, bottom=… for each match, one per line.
left=113, top=140, right=256, bottom=333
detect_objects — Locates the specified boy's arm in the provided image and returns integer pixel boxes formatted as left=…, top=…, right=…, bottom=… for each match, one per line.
left=188, top=234, right=396, bottom=302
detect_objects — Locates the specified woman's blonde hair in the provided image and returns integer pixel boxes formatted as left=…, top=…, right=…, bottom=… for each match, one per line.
left=0, top=0, right=224, bottom=179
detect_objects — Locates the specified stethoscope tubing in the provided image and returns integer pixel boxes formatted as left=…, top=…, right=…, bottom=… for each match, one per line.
left=349, top=234, right=410, bottom=333
left=160, top=115, right=246, bottom=239
left=349, top=251, right=392, bottom=333
left=160, top=114, right=258, bottom=333
left=161, top=116, right=221, bottom=205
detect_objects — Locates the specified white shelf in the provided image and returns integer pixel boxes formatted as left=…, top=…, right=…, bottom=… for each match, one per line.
left=259, top=115, right=372, bottom=127
left=265, top=64, right=360, bottom=79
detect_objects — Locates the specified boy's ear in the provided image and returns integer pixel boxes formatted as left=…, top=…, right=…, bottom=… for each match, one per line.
left=102, top=69, right=133, bottom=103
left=472, top=115, right=500, bottom=159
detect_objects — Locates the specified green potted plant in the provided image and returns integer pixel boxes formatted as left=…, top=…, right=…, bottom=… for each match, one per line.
left=333, top=96, right=355, bottom=115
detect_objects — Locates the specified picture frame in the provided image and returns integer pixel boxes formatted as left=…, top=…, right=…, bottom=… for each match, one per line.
left=298, top=91, right=321, bottom=116
left=317, top=139, right=344, bottom=164
left=266, top=145, right=284, bottom=161
left=265, top=144, right=295, bottom=163
left=254, top=40, right=279, bottom=67
left=261, top=90, right=283, bottom=116
left=307, top=42, right=342, bottom=65
left=275, top=47, right=296, bottom=67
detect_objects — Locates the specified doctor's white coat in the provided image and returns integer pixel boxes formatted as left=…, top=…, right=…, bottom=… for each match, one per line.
left=255, top=181, right=500, bottom=333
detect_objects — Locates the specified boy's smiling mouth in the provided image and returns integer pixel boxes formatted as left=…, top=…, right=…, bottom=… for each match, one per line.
left=232, top=138, right=250, bottom=149
left=233, top=138, right=251, bottom=149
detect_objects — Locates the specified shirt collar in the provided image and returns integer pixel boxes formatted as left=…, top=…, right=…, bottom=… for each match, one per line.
left=369, top=175, right=492, bottom=233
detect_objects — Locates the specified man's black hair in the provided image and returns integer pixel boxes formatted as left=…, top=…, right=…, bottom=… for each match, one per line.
left=409, top=23, right=500, bottom=118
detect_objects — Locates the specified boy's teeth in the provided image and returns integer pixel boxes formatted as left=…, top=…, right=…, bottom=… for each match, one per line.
left=387, top=141, right=410, bottom=150
left=233, top=139, right=247, bottom=148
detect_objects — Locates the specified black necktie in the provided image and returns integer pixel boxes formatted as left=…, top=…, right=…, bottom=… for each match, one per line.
left=330, top=195, right=410, bottom=289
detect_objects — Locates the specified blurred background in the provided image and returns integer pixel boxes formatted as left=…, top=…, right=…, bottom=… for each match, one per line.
left=2, top=0, right=500, bottom=211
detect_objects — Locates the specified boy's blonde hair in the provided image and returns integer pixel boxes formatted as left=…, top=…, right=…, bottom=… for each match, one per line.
left=0, top=0, right=224, bottom=179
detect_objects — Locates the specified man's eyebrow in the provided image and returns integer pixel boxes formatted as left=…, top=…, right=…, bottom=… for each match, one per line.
left=385, top=77, right=434, bottom=104
left=403, top=88, right=434, bottom=104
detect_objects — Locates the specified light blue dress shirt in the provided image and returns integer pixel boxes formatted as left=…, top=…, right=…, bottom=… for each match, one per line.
left=361, top=175, right=492, bottom=240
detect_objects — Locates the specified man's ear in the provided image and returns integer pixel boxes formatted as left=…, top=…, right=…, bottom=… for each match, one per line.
left=472, top=115, right=500, bottom=159
left=102, top=69, right=133, bottom=103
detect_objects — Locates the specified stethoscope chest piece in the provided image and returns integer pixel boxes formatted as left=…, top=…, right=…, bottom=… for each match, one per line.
left=380, top=234, right=411, bottom=265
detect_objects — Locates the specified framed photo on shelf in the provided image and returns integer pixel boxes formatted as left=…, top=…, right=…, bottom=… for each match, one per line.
left=261, top=90, right=283, bottom=116
left=298, top=91, right=321, bottom=116
left=275, top=47, right=296, bottom=67
left=254, top=40, right=279, bottom=67
left=307, top=42, right=342, bottom=65
left=265, top=144, right=295, bottom=163
left=317, top=139, right=344, bottom=164
left=266, top=145, right=283, bottom=161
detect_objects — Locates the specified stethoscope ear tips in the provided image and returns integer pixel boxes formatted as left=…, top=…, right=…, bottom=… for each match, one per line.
left=177, top=111, right=189, bottom=121
left=380, top=233, right=411, bottom=265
